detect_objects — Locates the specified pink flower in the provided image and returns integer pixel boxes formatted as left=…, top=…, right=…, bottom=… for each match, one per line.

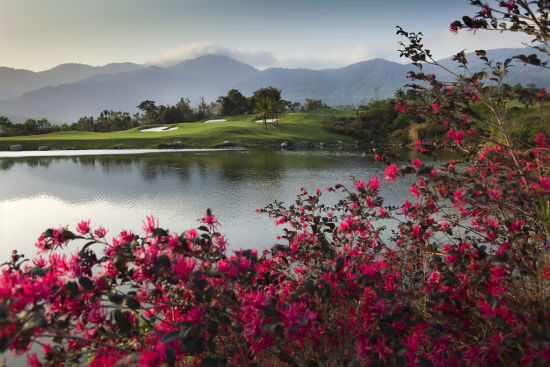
left=448, top=159, right=457, bottom=171
left=384, top=163, right=398, bottom=183
left=93, top=226, right=107, bottom=238
left=374, top=154, right=382, bottom=161
left=432, top=103, right=441, bottom=113
left=535, top=133, right=548, bottom=148
left=447, top=129, right=465, bottom=143
left=410, top=185, right=420, bottom=199
left=453, top=130, right=465, bottom=143
left=237, top=256, right=251, bottom=271
left=539, top=89, right=547, bottom=96
left=412, top=158, right=422, bottom=169
left=472, top=94, right=479, bottom=102
left=202, top=210, right=218, bottom=226
left=172, top=257, right=196, bottom=281
left=76, top=219, right=90, bottom=235
left=142, top=215, right=158, bottom=235
left=186, top=306, right=204, bottom=325
left=394, top=102, right=408, bottom=114
left=539, top=176, right=550, bottom=190
left=439, top=219, right=451, bottom=231
left=368, top=175, right=380, bottom=191
left=218, top=259, right=238, bottom=278
left=449, top=23, right=458, bottom=34
left=184, top=228, right=197, bottom=242
left=354, top=180, right=366, bottom=191
left=505, top=1, right=515, bottom=11
left=482, top=3, right=491, bottom=16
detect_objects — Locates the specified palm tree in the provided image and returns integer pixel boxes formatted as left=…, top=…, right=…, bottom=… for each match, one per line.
left=255, top=97, right=273, bottom=134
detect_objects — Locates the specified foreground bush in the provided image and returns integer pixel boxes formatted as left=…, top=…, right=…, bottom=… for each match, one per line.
left=2, top=1, right=550, bottom=365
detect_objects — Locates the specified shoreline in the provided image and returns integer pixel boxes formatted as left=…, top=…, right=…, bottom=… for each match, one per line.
left=0, top=140, right=363, bottom=157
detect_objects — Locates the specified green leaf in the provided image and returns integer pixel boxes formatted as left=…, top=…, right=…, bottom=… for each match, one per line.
left=152, top=228, right=168, bottom=237
left=201, top=357, right=219, bottom=367
left=162, top=330, right=181, bottom=343
left=125, top=296, right=140, bottom=310
left=78, top=276, right=94, bottom=292
left=335, top=257, right=345, bottom=272
left=62, top=229, right=76, bottom=240
left=22, top=313, right=46, bottom=332
left=165, top=347, right=177, bottom=366
left=114, top=309, right=131, bottom=332
left=108, top=294, right=124, bottom=305
left=157, top=254, right=171, bottom=270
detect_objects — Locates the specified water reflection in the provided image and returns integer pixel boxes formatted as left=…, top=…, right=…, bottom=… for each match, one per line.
left=0, top=150, right=414, bottom=262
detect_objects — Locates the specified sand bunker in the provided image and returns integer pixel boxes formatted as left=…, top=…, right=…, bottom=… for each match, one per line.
left=140, top=126, right=179, bottom=132
left=254, top=119, right=278, bottom=123
left=204, top=119, right=227, bottom=123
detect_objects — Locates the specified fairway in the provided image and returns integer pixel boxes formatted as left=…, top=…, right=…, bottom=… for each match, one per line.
left=0, top=111, right=356, bottom=151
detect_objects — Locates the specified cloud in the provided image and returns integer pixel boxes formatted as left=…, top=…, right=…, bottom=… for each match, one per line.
left=276, top=45, right=404, bottom=70
left=150, top=42, right=404, bottom=71
left=426, top=28, right=534, bottom=60
left=148, top=29, right=535, bottom=72
left=149, top=42, right=279, bottom=69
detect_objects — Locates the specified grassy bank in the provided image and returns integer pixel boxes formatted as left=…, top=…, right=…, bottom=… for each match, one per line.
left=0, top=111, right=357, bottom=151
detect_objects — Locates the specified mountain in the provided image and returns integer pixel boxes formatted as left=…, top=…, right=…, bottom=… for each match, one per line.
left=1, top=49, right=549, bottom=123
left=423, top=48, right=550, bottom=87
left=0, top=56, right=260, bottom=122
left=233, top=59, right=410, bottom=106
left=0, top=62, right=143, bottom=100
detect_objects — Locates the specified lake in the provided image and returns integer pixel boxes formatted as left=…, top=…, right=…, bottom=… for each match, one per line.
left=0, top=148, right=415, bottom=262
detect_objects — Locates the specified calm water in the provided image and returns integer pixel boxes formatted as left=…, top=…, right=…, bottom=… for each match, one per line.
left=1, top=148, right=419, bottom=365
left=0, top=149, right=415, bottom=262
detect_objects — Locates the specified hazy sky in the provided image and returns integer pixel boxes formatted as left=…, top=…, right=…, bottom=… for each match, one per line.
left=1, top=0, right=532, bottom=71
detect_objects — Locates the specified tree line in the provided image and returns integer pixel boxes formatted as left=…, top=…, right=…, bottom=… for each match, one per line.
left=0, top=87, right=321, bottom=137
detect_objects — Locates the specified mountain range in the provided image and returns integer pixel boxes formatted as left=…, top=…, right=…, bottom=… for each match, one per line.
left=1, top=48, right=549, bottom=123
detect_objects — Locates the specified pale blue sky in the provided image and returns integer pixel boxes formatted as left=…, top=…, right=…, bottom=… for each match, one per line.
left=1, top=0, right=532, bottom=71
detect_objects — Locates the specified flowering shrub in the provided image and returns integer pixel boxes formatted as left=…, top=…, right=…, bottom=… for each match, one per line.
left=2, top=1, right=550, bottom=366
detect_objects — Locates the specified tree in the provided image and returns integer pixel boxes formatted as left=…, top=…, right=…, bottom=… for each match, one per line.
left=137, top=100, right=159, bottom=123
left=304, top=98, right=326, bottom=112
left=219, top=89, right=248, bottom=116
left=248, top=86, right=281, bottom=114
left=289, top=101, right=303, bottom=112
left=254, top=97, right=273, bottom=134
left=197, top=97, right=210, bottom=120
left=21, top=118, right=53, bottom=135
left=0, top=116, right=13, bottom=136
left=72, top=116, right=95, bottom=132
left=95, top=110, right=136, bottom=132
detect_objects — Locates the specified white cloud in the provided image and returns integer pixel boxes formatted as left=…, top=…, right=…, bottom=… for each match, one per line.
left=426, top=28, right=534, bottom=60
left=276, top=45, right=404, bottom=70
left=148, top=30, right=537, bottom=72
left=149, top=42, right=407, bottom=71
left=149, top=42, right=279, bottom=69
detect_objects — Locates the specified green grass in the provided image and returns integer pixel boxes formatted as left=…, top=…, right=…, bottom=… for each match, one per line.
left=0, top=111, right=358, bottom=151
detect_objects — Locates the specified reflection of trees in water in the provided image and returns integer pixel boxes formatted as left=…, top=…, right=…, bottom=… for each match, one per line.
left=0, top=157, right=54, bottom=170
left=0, top=157, right=44, bottom=172
left=97, top=156, right=137, bottom=176
left=0, top=151, right=365, bottom=188
left=0, top=159, right=15, bottom=171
